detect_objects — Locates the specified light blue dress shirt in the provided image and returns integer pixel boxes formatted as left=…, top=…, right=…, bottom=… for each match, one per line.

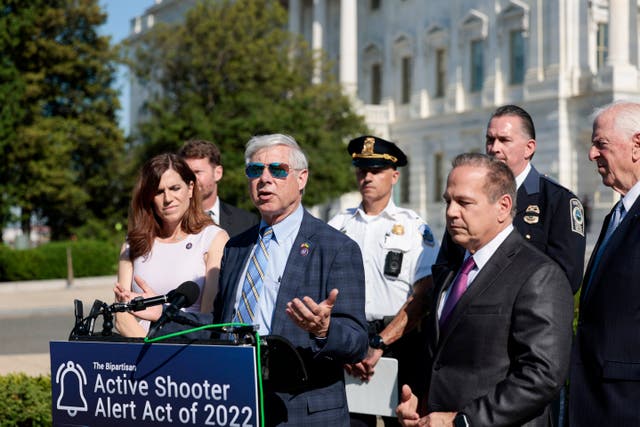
left=233, top=204, right=304, bottom=335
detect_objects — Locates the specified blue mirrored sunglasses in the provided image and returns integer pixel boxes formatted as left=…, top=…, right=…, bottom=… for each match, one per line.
left=245, top=162, right=292, bottom=179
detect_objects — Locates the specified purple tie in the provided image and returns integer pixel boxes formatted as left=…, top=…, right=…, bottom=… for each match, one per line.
left=440, top=256, right=476, bottom=327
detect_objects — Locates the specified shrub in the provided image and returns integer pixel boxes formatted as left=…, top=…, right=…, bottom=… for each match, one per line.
left=0, top=374, right=52, bottom=426
left=0, top=240, right=119, bottom=281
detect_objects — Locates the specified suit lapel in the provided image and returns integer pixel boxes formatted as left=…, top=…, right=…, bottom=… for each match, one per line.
left=219, top=227, right=258, bottom=322
left=580, top=208, right=613, bottom=304
left=436, top=231, right=520, bottom=346
left=432, top=269, right=456, bottom=349
left=218, top=202, right=232, bottom=230
left=271, top=211, right=317, bottom=336
left=582, top=198, right=640, bottom=304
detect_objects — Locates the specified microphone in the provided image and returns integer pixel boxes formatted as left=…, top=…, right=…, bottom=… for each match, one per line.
left=147, top=281, right=200, bottom=337
left=109, top=281, right=199, bottom=313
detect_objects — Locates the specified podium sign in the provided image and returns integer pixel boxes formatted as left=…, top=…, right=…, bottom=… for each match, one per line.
left=50, top=341, right=259, bottom=426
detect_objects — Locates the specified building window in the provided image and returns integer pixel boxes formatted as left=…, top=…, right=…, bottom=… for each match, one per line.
left=509, top=30, right=525, bottom=84
left=470, top=39, right=484, bottom=92
left=370, top=0, right=380, bottom=11
left=400, top=162, right=410, bottom=204
left=597, top=23, right=608, bottom=71
left=433, top=152, right=443, bottom=202
left=371, top=63, right=382, bottom=104
left=435, top=49, right=447, bottom=98
left=401, top=56, right=412, bottom=104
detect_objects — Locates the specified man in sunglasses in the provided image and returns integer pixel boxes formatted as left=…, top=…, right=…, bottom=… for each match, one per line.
left=329, top=135, right=439, bottom=427
left=217, top=133, right=367, bottom=425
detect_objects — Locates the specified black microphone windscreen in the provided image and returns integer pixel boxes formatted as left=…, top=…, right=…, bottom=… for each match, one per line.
left=173, top=281, right=200, bottom=307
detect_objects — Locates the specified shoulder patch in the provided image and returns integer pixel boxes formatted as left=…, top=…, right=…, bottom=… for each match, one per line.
left=570, top=198, right=585, bottom=236
left=419, top=224, right=435, bottom=246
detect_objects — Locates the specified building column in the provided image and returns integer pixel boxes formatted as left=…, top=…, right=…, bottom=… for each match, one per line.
left=312, top=0, right=326, bottom=83
left=288, top=0, right=301, bottom=35
left=605, top=0, right=638, bottom=92
left=608, top=0, right=630, bottom=66
left=340, top=0, right=358, bottom=96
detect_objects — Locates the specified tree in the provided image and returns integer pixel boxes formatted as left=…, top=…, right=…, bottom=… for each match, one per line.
left=126, top=0, right=368, bottom=210
left=0, top=0, right=127, bottom=240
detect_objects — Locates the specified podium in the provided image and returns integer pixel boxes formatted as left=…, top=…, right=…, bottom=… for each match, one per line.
left=51, top=297, right=309, bottom=426
left=50, top=340, right=261, bottom=426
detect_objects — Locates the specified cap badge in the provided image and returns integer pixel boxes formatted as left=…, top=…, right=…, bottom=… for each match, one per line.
left=362, top=137, right=375, bottom=156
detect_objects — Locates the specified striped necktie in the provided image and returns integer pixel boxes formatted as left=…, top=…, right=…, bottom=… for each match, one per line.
left=233, top=227, right=274, bottom=324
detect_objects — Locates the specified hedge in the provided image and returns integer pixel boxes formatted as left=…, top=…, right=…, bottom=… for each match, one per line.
left=0, top=374, right=52, bottom=426
left=0, top=240, right=119, bottom=282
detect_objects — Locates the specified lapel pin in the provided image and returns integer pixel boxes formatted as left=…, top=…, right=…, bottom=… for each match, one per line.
left=186, top=242, right=192, bottom=250
left=299, top=242, right=310, bottom=256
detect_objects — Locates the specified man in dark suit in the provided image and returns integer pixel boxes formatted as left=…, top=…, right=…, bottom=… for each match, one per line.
left=179, top=139, right=258, bottom=237
left=569, top=102, right=640, bottom=426
left=438, top=105, right=586, bottom=293
left=397, top=153, right=573, bottom=427
left=214, top=133, right=368, bottom=425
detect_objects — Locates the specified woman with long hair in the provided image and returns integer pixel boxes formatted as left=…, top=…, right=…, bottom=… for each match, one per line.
left=114, top=153, right=228, bottom=337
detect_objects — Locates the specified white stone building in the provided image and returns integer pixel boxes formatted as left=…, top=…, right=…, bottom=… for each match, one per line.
left=128, top=0, right=640, bottom=239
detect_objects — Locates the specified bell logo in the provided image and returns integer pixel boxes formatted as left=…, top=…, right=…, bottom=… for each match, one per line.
left=55, top=361, right=88, bottom=417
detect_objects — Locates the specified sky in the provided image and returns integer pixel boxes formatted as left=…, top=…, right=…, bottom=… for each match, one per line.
left=98, top=1, right=151, bottom=135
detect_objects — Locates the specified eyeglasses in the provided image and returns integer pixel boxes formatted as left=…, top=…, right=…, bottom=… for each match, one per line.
left=245, top=162, right=294, bottom=179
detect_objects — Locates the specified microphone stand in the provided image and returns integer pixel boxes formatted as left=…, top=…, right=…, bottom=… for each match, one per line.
left=69, top=299, right=117, bottom=339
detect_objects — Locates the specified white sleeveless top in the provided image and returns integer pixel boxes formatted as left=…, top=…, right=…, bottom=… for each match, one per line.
left=126, top=225, right=222, bottom=319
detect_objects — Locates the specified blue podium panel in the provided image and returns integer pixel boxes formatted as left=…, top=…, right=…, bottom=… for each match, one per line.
left=50, top=341, right=259, bottom=427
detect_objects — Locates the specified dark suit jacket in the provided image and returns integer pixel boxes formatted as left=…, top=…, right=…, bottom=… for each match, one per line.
left=569, top=196, right=640, bottom=426
left=437, top=166, right=586, bottom=293
left=218, top=201, right=259, bottom=238
left=214, top=210, right=368, bottom=426
left=426, top=230, right=573, bottom=427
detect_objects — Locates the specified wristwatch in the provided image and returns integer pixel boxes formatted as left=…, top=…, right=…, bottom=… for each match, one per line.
left=369, top=334, right=389, bottom=351
left=453, top=412, right=470, bottom=427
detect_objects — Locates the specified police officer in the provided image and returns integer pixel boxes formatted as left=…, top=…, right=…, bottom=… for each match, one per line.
left=437, top=105, right=586, bottom=294
left=329, top=135, right=439, bottom=427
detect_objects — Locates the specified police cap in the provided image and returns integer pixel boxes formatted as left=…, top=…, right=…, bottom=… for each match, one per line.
left=348, top=135, right=408, bottom=168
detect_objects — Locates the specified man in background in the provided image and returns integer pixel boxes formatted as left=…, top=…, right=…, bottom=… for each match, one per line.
left=179, top=139, right=258, bottom=237
left=438, top=105, right=586, bottom=294
left=329, top=135, right=438, bottom=427
left=570, top=101, right=640, bottom=425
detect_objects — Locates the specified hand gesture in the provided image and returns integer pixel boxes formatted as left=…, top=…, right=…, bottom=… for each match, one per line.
left=396, top=385, right=421, bottom=427
left=113, top=275, right=162, bottom=322
left=345, top=347, right=384, bottom=381
left=285, top=288, right=338, bottom=338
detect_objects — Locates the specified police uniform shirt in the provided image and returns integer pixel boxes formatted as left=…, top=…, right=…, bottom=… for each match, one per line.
left=514, top=165, right=586, bottom=293
left=328, top=200, right=439, bottom=321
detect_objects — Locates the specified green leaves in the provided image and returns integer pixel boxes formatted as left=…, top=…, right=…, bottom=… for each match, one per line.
left=0, top=0, right=126, bottom=240
left=128, top=0, right=368, bottom=210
